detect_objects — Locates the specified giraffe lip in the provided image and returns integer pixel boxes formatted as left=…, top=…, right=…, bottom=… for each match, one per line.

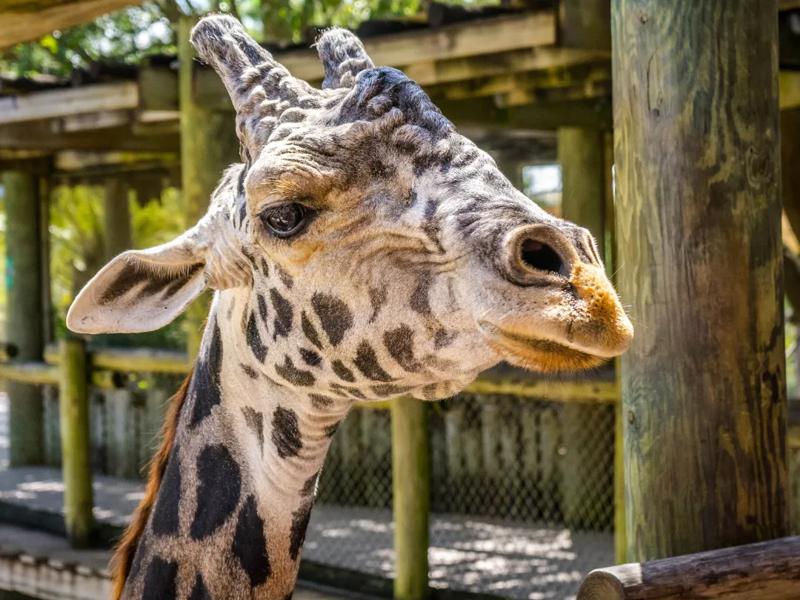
left=477, top=320, right=601, bottom=363
left=479, top=322, right=583, bottom=353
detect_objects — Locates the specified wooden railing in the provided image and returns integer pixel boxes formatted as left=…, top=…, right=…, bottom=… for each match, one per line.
left=576, top=536, right=800, bottom=600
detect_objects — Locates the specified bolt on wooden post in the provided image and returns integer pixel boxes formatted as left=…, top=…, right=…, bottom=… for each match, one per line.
left=59, top=336, right=94, bottom=547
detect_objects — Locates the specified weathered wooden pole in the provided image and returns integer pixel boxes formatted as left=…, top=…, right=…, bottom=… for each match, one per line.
left=558, top=128, right=606, bottom=252
left=613, top=0, right=788, bottom=560
left=59, top=336, right=93, bottom=547
left=556, top=0, right=615, bottom=546
left=3, top=169, right=44, bottom=465
left=178, top=15, right=238, bottom=357
left=391, top=396, right=430, bottom=600
left=103, top=178, right=132, bottom=260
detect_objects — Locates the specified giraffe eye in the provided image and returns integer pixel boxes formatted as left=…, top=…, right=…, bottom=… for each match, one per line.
left=260, top=203, right=309, bottom=238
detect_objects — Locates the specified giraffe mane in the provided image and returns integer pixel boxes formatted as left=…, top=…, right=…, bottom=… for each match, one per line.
left=110, top=370, right=194, bottom=600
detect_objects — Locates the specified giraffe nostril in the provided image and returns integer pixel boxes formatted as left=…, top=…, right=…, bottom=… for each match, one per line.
left=519, top=237, right=569, bottom=277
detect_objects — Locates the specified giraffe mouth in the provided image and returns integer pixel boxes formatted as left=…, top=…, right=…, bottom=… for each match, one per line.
left=477, top=321, right=606, bottom=373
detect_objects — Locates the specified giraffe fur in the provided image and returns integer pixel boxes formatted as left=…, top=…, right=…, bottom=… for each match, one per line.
left=66, top=14, right=633, bottom=599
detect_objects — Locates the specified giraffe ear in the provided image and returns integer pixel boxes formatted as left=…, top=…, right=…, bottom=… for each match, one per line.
left=66, top=235, right=207, bottom=335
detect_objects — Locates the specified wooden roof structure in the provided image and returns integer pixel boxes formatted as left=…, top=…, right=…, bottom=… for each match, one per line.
left=0, top=0, right=141, bottom=49
left=2, top=2, right=800, bottom=176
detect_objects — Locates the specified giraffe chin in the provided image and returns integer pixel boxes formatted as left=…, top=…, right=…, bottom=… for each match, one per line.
left=479, top=323, right=607, bottom=373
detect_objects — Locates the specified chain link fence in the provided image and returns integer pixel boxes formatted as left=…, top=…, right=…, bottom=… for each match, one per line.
left=17, top=369, right=800, bottom=600
left=304, top=393, right=616, bottom=600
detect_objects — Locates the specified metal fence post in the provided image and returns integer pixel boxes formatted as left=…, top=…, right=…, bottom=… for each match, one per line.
left=59, top=336, right=94, bottom=547
left=392, top=396, right=430, bottom=600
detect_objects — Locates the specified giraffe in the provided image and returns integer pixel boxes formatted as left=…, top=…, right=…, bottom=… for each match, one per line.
left=66, top=14, right=633, bottom=600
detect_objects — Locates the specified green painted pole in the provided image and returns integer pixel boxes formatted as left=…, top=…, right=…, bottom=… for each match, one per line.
left=613, top=0, right=788, bottom=560
left=59, top=336, right=93, bottom=548
left=391, top=397, right=429, bottom=600
left=3, top=170, right=44, bottom=466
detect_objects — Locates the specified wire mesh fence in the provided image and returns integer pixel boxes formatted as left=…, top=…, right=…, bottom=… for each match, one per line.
left=304, top=393, right=616, bottom=600
left=21, top=373, right=800, bottom=600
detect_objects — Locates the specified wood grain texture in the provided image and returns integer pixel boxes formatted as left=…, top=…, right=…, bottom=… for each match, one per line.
left=391, top=397, right=430, bottom=600
left=4, top=170, right=45, bottom=466
left=612, top=0, right=789, bottom=561
left=576, top=536, right=800, bottom=600
left=59, top=337, right=94, bottom=548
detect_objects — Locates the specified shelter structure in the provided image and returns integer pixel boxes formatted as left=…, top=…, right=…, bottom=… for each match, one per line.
left=1, top=1, right=800, bottom=599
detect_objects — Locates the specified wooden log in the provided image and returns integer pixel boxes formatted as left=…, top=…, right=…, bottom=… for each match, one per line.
left=0, top=82, right=138, bottom=125
left=391, top=397, right=430, bottom=600
left=59, top=337, right=94, bottom=548
left=559, top=0, right=611, bottom=50
left=0, top=361, right=58, bottom=385
left=4, top=169, right=44, bottom=465
left=576, top=536, right=800, bottom=600
left=612, top=0, right=789, bottom=560
left=558, top=126, right=606, bottom=257
left=178, top=16, right=239, bottom=358
left=102, top=178, right=131, bottom=260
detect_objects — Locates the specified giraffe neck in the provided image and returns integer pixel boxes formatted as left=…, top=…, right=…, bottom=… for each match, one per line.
left=123, top=294, right=348, bottom=599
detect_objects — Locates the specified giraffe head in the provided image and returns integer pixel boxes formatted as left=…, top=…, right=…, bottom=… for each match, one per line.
left=67, top=15, right=632, bottom=401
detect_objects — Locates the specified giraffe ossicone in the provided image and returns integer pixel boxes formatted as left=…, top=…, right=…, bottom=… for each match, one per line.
left=67, top=13, right=633, bottom=600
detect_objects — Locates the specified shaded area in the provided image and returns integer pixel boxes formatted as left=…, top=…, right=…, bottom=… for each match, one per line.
left=305, top=506, right=613, bottom=600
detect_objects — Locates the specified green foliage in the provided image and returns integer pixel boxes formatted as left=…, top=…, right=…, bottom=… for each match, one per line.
left=0, top=0, right=447, bottom=76
left=0, top=2, right=175, bottom=78
left=48, top=184, right=187, bottom=349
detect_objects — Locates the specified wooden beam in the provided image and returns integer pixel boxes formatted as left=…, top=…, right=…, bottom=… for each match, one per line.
left=404, top=47, right=608, bottom=87
left=280, top=11, right=557, bottom=82
left=0, top=121, right=178, bottom=152
left=612, top=0, right=788, bottom=561
left=0, top=0, right=140, bottom=49
left=427, top=62, right=611, bottom=102
left=440, top=96, right=612, bottom=130
left=54, top=151, right=176, bottom=171
left=0, top=82, right=138, bottom=125
left=576, top=536, right=800, bottom=600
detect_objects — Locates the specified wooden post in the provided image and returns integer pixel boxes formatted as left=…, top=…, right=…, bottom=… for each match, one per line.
left=3, top=169, right=44, bottom=465
left=613, top=0, right=788, bottom=560
left=178, top=15, right=238, bottom=357
left=558, top=127, right=606, bottom=252
left=59, top=336, right=93, bottom=547
left=102, top=178, right=132, bottom=260
left=559, top=0, right=611, bottom=49
left=391, top=396, right=429, bottom=600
